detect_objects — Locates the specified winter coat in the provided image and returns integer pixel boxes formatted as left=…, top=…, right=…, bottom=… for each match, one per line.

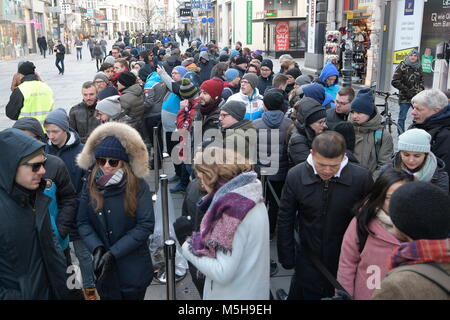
left=227, top=89, right=265, bottom=121
left=288, top=97, right=325, bottom=166
left=69, top=101, right=101, bottom=144
left=372, top=262, right=450, bottom=299
left=221, top=85, right=240, bottom=102
left=93, top=44, right=103, bottom=58
left=257, top=74, right=274, bottom=95
left=337, top=217, right=401, bottom=300
left=379, top=152, right=449, bottom=192
left=119, top=84, right=145, bottom=132
left=182, top=178, right=207, bottom=231
left=254, top=111, right=293, bottom=181
left=318, top=63, right=340, bottom=100
left=222, top=119, right=257, bottom=161
left=391, top=60, right=424, bottom=104
left=181, top=201, right=270, bottom=300
left=76, top=122, right=153, bottom=299
left=326, top=108, right=349, bottom=130
left=352, top=112, right=394, bottom=175
left=0, top=129, right=72, bottom=300
left=277, top=160, right=373, bottom=297
left=199, top=60, right=215, bottom=85
left=144, top=73, right=168, bottom=118
left=43, top=154, right=77, bottom=241
left=412, top=105, right=450, bottom=180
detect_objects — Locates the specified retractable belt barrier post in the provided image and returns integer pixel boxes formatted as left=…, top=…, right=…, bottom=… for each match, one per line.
left=153, top=127, right=160, bottom=194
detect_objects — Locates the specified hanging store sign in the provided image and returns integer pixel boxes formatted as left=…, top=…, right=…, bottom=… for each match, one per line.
left=276, top=21, right=290, bottom=51
left=247, top=1, right=252, bottom=45
left=308, top=0, right=316, bottom=53
left=180, top=8, right=191, bottom=17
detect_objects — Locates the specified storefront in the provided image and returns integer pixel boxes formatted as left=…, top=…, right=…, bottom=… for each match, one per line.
left=343, top=2, right=374, bottom=84
left=0, top=0, right=28, bottom=60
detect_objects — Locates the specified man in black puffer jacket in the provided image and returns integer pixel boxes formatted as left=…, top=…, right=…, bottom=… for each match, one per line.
left=278, top=131, right=373, bottom=299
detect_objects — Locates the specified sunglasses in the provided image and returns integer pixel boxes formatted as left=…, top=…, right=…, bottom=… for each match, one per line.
left=96, top=158, right=121, bottom=168
left=23, top=157, right=47, bottom=172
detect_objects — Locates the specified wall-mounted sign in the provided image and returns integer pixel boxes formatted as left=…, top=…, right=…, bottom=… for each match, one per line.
left=180, top=8, right=191, bottom=17
left=405, top=0, right=415, bottom=15
left=308, top=0, right=316, bottom=53
left=276, top=21, right=290, bottom=51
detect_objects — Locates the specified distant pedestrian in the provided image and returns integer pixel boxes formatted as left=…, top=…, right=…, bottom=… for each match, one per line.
left=48, top=38, right=54, bottom=55
left=37, top=36, right=48, bottom=58
left=75, top=38, right=83, bottom=60
left=55, top=40, right=65, bottom=75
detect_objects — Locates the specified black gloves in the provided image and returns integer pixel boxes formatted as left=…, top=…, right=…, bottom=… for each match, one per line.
left=173, top=216, right=194, bottom=245
left=93, top=246, right=106, bottom=276
left=96, top=251, right=115, bottom=280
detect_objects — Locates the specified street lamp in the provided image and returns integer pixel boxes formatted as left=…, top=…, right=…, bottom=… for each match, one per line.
left=342, top=40, right=353, bottom=87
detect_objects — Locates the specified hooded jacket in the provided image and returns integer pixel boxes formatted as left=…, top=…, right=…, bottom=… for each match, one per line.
left=302, top=83, right=335, bottom=109
left=0, top=129, right=72, bottom=300
left=143, top=72, right=168, bottom=118
left=288, top=97, right=325, bottom=166
left=352, top=111, right=394, bottom=175
left=76, top=122, right=154, bottom=298
left=379, top=152, right=449, bottom=192
left=254, top=111, right=293, bottom=181
left=412, top=105, right=450, bottom=179
left=227, top=89, right=265, bottom=121
left=318, top=63, right=340, bottom=100
left=119, top=84, right=145, bottom=132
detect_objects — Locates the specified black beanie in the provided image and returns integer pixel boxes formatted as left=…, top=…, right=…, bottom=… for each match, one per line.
left=18, top=61, right=36, bottom=76
left=260, top=59, right=273, bottom=71
left=333, top=122, right=356, bottom=151
left=286, top=67, right=302, bottom=79
left=235, top=57, right=248, bottom=66
left=351, top=88, right=375, bottom=116
left=306, top=109, right=327, bottom=126
left=263, top=89, right=284, bottom=111
left=118, top=71, right=137, bottom=88
left=389, top=181, right=450, bottom=240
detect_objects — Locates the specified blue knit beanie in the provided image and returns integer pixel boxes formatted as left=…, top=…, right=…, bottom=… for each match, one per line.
left=94, top=136, right=129, bottom=163
left=230, top=50, right=240, bottom=59
left=45, top=108, right=70, bottom=132
left=351, top=88, right=375, bottom=116
left=225, top=68, right=240, bottom=82
left=174, top=66, right=188, bottom=78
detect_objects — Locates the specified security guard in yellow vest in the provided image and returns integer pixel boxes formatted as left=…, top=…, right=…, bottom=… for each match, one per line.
left=6, top=61, right=54, bottom=124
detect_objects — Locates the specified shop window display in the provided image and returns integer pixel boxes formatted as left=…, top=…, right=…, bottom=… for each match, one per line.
left=350, top=20, right=371, bottom=83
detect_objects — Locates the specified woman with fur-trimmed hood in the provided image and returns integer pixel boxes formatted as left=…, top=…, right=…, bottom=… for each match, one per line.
left=76, top=122, right=154, bottom=300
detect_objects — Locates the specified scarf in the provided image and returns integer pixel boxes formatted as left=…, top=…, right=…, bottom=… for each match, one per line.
left=189, top=171, right=263, bottom=258
left=96, top=168, right=125, bottom=188
left=376, top=209, right=396, bottom=235
left=389, top=239, right=450, bottom=270
left=200, top=99, right=220, bottom=116
left=403, top=55, right=421, bottom=69
left=401, top=152, right=437, bottom=183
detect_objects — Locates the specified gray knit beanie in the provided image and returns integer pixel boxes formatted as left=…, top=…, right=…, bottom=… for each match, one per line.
left=242, top=73, right=259, bottom=90
left=95, top=95, right=121, bottom=117
left=44, top=108, right=70, bottom=132
left=221, top=100, right=247, bottom=122
left=93, top=72, right=109, bottom=83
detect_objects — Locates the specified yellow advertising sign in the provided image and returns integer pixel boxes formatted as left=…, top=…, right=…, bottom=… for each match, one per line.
left=347, top=11, right=353, bottom=19
left=358, top=0, right=374, bottom=9
left=393, top=47, right=417, bottom=64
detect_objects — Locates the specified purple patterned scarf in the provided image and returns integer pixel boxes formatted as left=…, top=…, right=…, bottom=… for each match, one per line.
left=189, top=171, right=263, bottom=258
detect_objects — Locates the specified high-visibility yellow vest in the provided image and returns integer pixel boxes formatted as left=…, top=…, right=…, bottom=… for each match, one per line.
left=18, top=80, right=54, bottom=124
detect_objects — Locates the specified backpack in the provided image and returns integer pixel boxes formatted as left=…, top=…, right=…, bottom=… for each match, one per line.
left=387, top=263, right=450, bottom=296
left=374, top=129, right=383, bottom=162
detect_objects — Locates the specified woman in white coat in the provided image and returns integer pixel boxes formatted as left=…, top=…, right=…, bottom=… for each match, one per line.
left=177, top=147, right=270, bottom=300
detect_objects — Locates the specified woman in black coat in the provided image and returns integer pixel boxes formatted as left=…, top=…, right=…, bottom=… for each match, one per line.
left=77, top=122, right=154, bottom=300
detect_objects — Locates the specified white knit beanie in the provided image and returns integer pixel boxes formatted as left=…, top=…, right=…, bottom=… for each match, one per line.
left=95, top=95, right=121, bottom=117
left=398, top=128, right=431, bottom=153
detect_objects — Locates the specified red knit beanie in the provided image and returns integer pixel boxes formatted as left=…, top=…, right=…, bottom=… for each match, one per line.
left=200, top=78, right=224, bottom=101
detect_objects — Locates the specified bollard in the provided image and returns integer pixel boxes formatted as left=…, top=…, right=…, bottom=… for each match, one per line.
left=153, top=127, right=160, bottom=194
left=160, top=174, right=170, bottom=242
left=164, top=239, right=177, bottom=300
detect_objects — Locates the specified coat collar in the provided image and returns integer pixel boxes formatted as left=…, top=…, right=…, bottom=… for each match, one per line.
left=301, top=158, right=352, bottom=186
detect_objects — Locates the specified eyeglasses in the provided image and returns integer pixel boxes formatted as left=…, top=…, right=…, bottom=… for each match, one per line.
left=94, top=80, right=106, bottom=84
left=335, top=100, right=350, bottom=105
left=96, top=158, right=121, bottom=167
left=23, top=157, right=47, bottom=172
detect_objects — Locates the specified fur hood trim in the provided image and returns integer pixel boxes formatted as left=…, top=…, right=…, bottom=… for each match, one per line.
left=76, top=122, right=149, bottom=178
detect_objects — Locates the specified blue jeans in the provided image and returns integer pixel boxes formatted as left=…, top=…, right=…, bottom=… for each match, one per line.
left=55, top=57, right=64, bottom=74
left=76, top=48, right=82, bottom=60
left=72, top=240, right=95, bottom=289
left=398, top=103, right=412, bottom=132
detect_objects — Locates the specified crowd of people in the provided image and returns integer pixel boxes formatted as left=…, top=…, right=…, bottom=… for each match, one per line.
left=2, top=33, right=450, bottom=301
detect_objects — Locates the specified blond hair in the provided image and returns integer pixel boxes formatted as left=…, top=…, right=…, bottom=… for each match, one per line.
left=194, top=147, right=252, bottom=192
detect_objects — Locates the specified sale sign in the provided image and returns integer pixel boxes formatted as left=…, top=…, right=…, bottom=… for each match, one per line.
left=276, top=21, right=290, bottom=51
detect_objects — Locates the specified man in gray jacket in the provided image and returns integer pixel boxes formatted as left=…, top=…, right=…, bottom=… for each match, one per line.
left=326, top=87, right=354, bottom=130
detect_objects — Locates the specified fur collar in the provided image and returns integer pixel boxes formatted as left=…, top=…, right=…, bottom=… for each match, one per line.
left=76, top=122, right=149, bottom=178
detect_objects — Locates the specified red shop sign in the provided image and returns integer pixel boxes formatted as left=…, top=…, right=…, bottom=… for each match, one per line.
left=276, top=21, right=290, bottom=51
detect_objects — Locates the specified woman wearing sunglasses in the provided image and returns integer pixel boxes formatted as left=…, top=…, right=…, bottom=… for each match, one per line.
left=76, top=122, right=155, bottom=300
